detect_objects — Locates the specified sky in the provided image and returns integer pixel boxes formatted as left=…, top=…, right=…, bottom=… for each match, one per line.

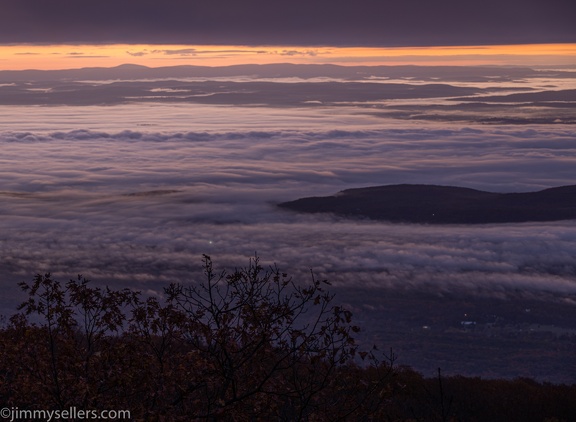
left=1, top=0, right=575, bottom=46
left=0, top=0, right=575, bottom=70
left=1, top=43, right=576, bottom=70
left=0, top=0, right=574, bottom=305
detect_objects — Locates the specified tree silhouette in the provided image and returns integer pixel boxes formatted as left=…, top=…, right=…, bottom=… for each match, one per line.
left=0, top=255, right=394, bottom=420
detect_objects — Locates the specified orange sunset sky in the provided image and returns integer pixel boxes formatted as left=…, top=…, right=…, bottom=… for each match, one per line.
left=1, top=43, right=575, bottom=71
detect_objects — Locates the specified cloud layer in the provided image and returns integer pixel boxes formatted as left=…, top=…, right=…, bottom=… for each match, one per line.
left=1, top=67, right=575, bottom=384
left=1, top=113, right=576, bottom=315
left=0, top=0, right=574, bottom=46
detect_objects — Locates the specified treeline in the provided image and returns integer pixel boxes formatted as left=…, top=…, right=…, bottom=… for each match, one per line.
left=0, top=255, right=575, bottom=421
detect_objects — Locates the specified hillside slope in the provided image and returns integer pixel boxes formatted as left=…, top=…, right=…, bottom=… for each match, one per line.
left=278, top=184, right=576, bottom=224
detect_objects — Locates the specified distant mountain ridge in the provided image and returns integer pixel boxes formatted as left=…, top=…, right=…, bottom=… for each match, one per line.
left=1, top=63, right=573, bottom=82
left=278, top=184, right=576, bottom=224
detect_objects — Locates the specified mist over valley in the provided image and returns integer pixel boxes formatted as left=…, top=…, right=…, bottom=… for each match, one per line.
left=1, top=63, right=576, bottom=381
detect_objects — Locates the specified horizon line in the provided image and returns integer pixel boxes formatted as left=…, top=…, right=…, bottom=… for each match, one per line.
left=1, top=43, right=575, bottom=71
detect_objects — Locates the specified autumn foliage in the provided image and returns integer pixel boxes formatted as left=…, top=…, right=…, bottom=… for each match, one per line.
left=0, top=255, right=393, bottom=420
left=1, top=255, right=576, bottom=421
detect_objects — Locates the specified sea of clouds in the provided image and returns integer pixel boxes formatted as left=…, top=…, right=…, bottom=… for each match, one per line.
left=1, top=102, right=576, bottom=314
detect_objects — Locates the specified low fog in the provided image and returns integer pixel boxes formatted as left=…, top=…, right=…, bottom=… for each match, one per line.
left=1, top=120, right=576, bottom=313
left=1, top=65, right=575, bottom=380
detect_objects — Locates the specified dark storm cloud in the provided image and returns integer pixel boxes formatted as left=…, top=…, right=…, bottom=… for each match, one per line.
left=0, top=0, right=574, bottom=46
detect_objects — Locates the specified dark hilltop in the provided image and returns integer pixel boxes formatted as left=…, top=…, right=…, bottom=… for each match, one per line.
left=278, top=184, right=576, bottom=224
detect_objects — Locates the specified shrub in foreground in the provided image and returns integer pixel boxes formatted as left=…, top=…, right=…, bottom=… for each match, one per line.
left=0, top=255, right=393, bottom=420
left=2, top=255, right=576, bottom=421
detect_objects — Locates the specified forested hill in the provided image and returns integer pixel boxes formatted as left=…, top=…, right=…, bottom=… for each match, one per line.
left=278, top=184, right=576, bottom=224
